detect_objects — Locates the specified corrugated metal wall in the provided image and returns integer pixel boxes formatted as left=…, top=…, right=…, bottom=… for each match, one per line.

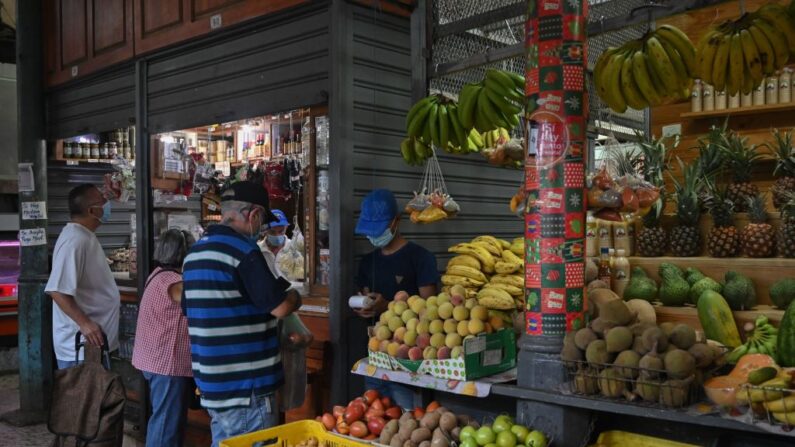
left=46, top=163, right=135, bottom=256
left=349, top=7, right=523, bottom=271
left=146, top=3, right=331, bottom=134
left=45, top=64, right=135, bottom=140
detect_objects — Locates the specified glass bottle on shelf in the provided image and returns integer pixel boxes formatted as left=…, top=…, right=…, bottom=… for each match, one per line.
left=691, top=80, right=702, bottom=112
left=597, top=247, right=612, bottom=290
left=73, top=143, right=82, bottom=159
left=100, top=143, right=109, bottom=159
left=766, top=75, right=779, bottom=104
left=90, top=143, right=100, bottom=159
left=82, top=143, right=91, bottom=159
left=63, top=142, right=73, bottom=159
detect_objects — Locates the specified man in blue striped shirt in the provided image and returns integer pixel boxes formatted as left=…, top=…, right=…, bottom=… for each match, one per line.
left=182, top=181, right=301, bottom=446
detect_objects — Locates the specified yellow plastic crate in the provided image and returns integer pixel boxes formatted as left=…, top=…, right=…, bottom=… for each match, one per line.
left=591, top=430, right=700, bottom=447
left=220, top=420, right=372, bottom=447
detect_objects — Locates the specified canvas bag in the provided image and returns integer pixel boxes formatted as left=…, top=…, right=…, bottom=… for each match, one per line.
left=48, top=333, right=126, bottom=447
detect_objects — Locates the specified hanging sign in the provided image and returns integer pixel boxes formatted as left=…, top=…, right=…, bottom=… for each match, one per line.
left=21, top=202, right=47, bottom=220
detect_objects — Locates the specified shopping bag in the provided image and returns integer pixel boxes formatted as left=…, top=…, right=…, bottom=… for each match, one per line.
left=279, top=314, right=313, bottom=410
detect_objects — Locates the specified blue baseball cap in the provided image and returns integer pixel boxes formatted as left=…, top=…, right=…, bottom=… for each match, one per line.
left=268, top=209, right=289, bottom=228
left=355, top=189, right=398, bottom=237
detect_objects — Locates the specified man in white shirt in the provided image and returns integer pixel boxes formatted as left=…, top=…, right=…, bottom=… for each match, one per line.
left=257, top=209, right=291, bottom=276
left=45, top=184, right=120, bottom=369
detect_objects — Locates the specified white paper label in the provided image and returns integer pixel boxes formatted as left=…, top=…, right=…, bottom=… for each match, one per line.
left=465, top=336, right=487, bottom=355
left=21, top=202, right=47, bottom=220
left=66, top=160, right=79, bottom=166
left=210, top=14, right=222, bottom=29
left=482, top=349, right=502, bottom=366
left=19, top=228, right=46, bottom=246
left=662, top=124, right=682, bottom=138
left=18, top=163, right=34, bottom=192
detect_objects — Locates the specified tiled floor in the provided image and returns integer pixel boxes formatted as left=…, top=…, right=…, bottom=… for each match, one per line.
left=0, top=373, right=144, bottom=446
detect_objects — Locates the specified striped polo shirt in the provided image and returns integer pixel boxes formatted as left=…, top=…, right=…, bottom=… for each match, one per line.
left=182, top=224, right=287, bottom=409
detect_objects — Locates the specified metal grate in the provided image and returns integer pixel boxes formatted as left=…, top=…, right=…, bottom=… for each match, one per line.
left=429, top=0, right=651, bottom=139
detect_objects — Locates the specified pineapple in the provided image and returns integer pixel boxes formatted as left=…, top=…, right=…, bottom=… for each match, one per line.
left=719, top=131, right=763, bottom=212
left=741, top=194, right=775, bottom=257
left=705, top=184, right=740, bottom=257
left=770, top=129, right=795, bottom=210
left=669, top=159, right=702, bottom=257
left=637, top=201, right=668, bottom=257
left=777, top=191, right=795, bottom=258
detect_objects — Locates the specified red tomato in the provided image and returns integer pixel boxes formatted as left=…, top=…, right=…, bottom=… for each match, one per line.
left=365, top=407, right=384, bottom=420
left=363, top=389, right=380, bottom=404
left=367, top=416, right=385, bottom=435
left=344, top=404, right=364, bottom=425
left=350, top=421, right=369, bottom=438
left=381, top=396, right=392, bottom=407
left=413, top=407, right=425, bottom=419
left=332, top=405, right=345, bottom=419
left=370, top=399, right=385, bottom=412
left=353, top=397, right=368, bottom=414
left=384, top=406, right=402, bottom=420
left=321, top=413, right=335, bottom=431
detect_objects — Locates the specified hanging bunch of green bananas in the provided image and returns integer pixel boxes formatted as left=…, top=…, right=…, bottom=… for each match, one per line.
left=403, top=94, right=484, bottom=163
left=696, top=3, right=795, bottom=96
left=458, top=69, right=525, bottom=133
left=399, top=137, right=434, bottom=166
left=726, top=315, right=779, bottom=364
left=594, top=24, right=696, bottom=113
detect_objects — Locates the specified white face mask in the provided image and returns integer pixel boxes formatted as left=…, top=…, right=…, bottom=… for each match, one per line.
left=367, top=226, right=395, bottom=248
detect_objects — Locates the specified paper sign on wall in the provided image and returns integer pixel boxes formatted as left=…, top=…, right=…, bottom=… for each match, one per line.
left=21, top=202, right=47, bottom=220
left=18, top=163, right=34, bottom=192
left=19, top=228, right=46, bottom=246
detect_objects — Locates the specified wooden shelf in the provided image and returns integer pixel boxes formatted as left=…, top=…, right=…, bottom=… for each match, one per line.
left=630, top=256, right=795, bottom=306
left=680, top=102, right=795, bottom=120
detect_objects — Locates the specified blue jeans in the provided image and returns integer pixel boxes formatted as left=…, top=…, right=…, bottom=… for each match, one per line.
left=56, top=359, right=79, bottom=369
left=364, top=377, right=416, bottom=410
left=143, top=372, right=192, bottom=447
left=207, top=392, right=278, bottom=447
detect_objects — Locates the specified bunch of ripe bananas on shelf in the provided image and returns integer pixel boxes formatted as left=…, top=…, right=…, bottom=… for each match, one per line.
left=595, top=25, right=696, bottom=113
left=696, top=3, right=795, bottom=96
left=458, top=69, right=525, bottom=133
left=441, top=236, right=525, bottom=311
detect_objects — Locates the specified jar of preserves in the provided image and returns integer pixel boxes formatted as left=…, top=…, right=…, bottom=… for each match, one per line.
left=702, top=84, right=715, bottom=111
left=90, top=143, right=100, bottom=159
left=109, top=142, right=118, bottom=157
left=753, top=81, right=765, bottom=105
left=766, top=75, right=779, bottom=104
left=691, top=80, right=702, bottom=112
left=780, top=68, right=792, bottom=103
left=123, top=143, right=132, bottom=159
left=100, top=143, right=109, bottom=159
left=81, top=143, right=90, bottom=159
left=714, top=90, right=727, bottom=110
left=63, top=142, right=73, bottom=159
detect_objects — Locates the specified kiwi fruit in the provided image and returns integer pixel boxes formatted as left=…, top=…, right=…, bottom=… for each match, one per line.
left=590, top=317, right=615, bottom=336
left=574, top=328, right=599, bottom=350
left=573, top=369, right=599, bottom=395
left=598, top=300, right=634, bottom=326
left=659, top=377, right=693, bottom=408
left=641, top=327, right=668, bottom=352
left=639, top=351, right=664, bottom=377
left=605, top=326, right=634, bottom=353
left=659, top=322, right=676, bottom=338
left=687, top=343, right=715, bottom=369
left=664, top=349, right=696, bottom=379
left=614, top=350, right=641, bottom=378
left=598, top=368, right=626, bottom=398
left=632, top=336, right=650, bottom=355
left=585, top=340, right=611, bottom=365
left=669, top=324, right=697, bottom=350
left=635, top=378, right=661, bottom=402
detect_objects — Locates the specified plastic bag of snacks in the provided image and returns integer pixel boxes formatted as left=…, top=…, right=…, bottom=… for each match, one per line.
left=587, top=163, right=659, bottom=222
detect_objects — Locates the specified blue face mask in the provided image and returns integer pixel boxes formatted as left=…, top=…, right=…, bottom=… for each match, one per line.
left=92, top=201, right=111, bottom=223
left=267, top=234, right=286, bottom=247
left=368, top=227, right=395, bottom=248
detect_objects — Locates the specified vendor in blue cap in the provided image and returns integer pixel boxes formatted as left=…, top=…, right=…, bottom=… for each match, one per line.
left=258, top=209, right=290, bottom=276
left=354, top=189, right=439, bottom=409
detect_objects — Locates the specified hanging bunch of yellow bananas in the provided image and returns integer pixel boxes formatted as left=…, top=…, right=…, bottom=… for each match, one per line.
left=696, top=3, right=795, bottom=96
left=594, top=25, right=696, bottom=113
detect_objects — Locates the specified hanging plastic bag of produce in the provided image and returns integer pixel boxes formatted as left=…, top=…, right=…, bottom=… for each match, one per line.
left=279, top=313, right=313, bottom=410
left=409, top=150, right=459, bottom=224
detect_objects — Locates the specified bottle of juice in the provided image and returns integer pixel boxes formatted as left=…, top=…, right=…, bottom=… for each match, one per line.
left=613, top=249, right=630, bottom=299
left=598, top=247, right=612, bottom=289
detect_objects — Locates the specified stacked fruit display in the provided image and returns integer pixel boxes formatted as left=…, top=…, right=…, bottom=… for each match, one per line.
left=318, top=389, right=404, bottom=439
left=442, top=235, right=525, bottom=310
left=561, top=298, right=725, bottom=407
left=594, top=25, right=696, bottom=112
left=696, top=3, right=795, bottom=95
left=367, top=290, right=509, bottom=361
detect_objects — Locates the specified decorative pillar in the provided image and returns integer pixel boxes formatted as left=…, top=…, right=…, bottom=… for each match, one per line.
left=515, top=1, right=590, bottom=443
